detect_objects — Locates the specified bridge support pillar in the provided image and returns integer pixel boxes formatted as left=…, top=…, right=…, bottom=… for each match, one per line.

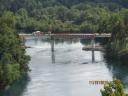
left=51, top=36, right=55, bottom=63
left=51, top=36, right=54, bottom=52
left=91, top=38, right=95, bottom=62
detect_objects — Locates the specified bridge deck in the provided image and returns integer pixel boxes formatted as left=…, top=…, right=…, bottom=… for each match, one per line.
left=19, top=33, right=111, bottom=38
left=51, top=33, right=111, bottom=38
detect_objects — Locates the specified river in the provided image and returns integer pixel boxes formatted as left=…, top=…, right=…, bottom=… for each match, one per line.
left=0, top=37, right=128, bottom=96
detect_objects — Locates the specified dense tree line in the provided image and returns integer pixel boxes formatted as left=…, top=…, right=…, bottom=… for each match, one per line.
left=0, top=12, right=30, bottom=88
left=100, top=9, right=128, bottom=63
left=0, top=0, right=126, bottom=33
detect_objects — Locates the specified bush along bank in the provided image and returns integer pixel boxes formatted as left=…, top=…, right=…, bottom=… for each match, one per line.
left=101, top=9, right=128, bottom=64
left=101, top=79, right=128, bottom=96
left=0, top=12, right=30, bottom=89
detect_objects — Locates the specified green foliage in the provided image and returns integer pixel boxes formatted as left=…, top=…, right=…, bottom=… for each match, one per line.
left=101, top=9, right=128, bottom=60
left=80, top=22, right=98, bottom=33
left=0, top=11, right=30, bottom=88
left=0, top=0, right=121, bottom=33
left=101, top=80, right=128, bottom=96
left=4, top=63, right=20, bottom=84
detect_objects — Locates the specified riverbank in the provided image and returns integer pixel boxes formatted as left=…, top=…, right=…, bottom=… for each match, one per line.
left=105, top=45, right=128, bottom=64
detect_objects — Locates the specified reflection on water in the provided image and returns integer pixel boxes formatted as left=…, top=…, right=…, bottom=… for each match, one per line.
left=106, top=61, right=128, bottom=90
left=0, top=37, right=128, bottom=96
left=51, top=51, right=55, bottom=63
left=0, top=75, right=30, bottom=96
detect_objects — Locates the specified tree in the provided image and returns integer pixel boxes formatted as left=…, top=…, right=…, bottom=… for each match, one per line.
left=15, top=8, right=29, bottom=32
left=0, top=11, right=30, bottom=88
left=101, top=79, right=128, bottom=96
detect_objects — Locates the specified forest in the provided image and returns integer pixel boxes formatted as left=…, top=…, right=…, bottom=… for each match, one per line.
left=0, top=12, right=30, bottom=89
left=0, top=0, right=127, bottom=33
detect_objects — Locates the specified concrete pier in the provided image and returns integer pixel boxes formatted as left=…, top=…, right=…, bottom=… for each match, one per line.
left=82, top=45, right=104, bottom=51
left=50, top=36, right=55, bottom=63
left=51, top=36, right=55, bottom=52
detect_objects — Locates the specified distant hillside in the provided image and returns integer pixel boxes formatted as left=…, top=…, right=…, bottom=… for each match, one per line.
left=0, top=0, right=127, bottom=12
left=0, top=0, right=127, bottom=33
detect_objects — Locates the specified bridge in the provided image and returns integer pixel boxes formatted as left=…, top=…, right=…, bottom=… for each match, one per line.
left=19, top=33, right=111, bottom=63
left=19, top=33, right=111, bottom=39
left=44, top=33, right=111, bottom=51
left=50, top=33, right=111, bottom=39
left=49, top=33, right=110, bottom=63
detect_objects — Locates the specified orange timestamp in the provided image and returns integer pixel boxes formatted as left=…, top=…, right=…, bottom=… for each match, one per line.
left=89, top=80, right=112, bottom=85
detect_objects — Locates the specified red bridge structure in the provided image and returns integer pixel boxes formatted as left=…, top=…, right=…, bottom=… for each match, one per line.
left=50, top=33, right=111, bottom=39
left=19, top=32, right=111, bottom=63
left=30, top=31, right=111, bottom=39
